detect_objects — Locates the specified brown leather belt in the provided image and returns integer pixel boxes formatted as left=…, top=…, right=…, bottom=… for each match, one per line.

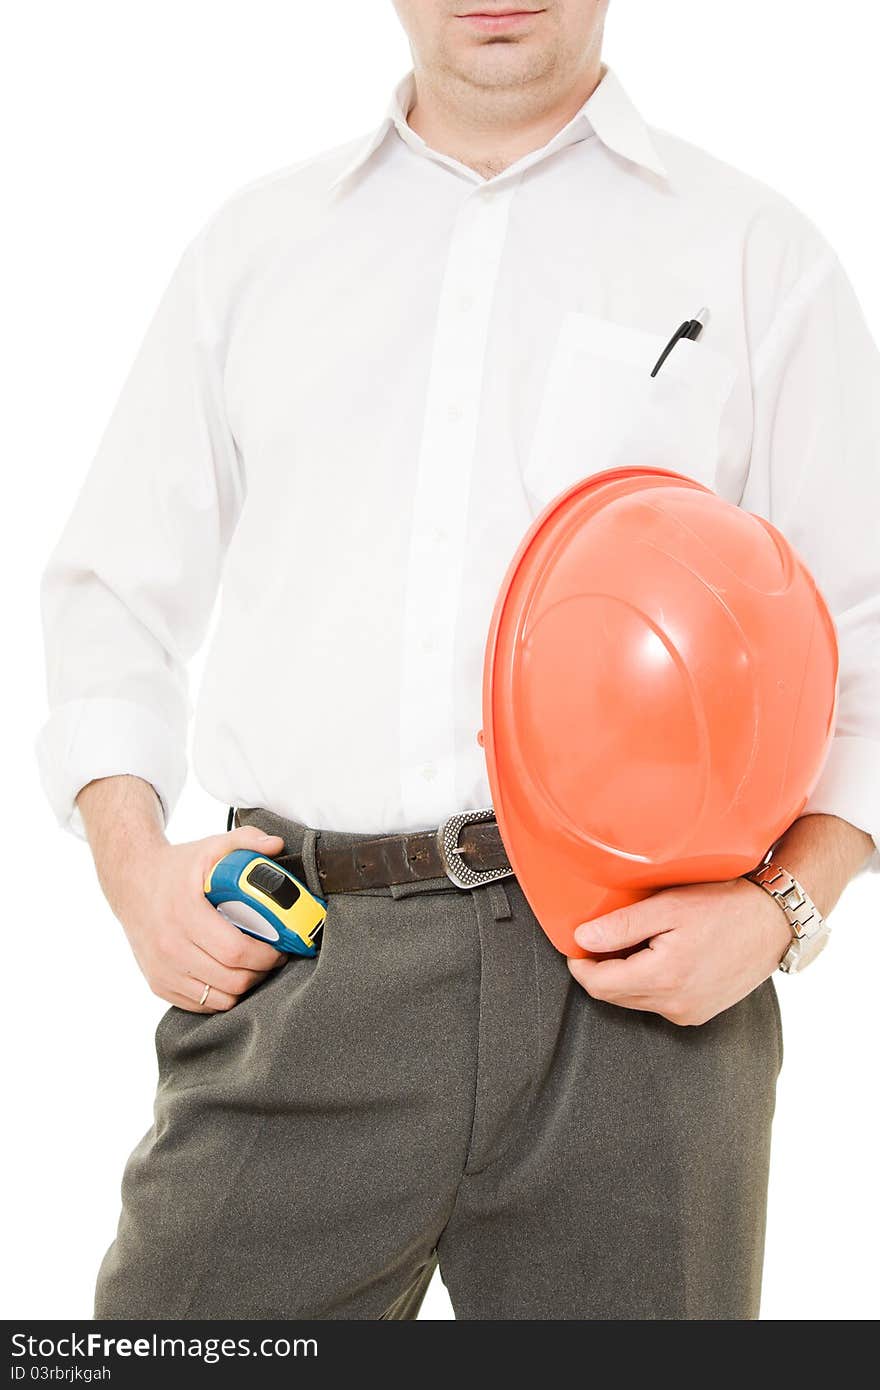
left=233, top=806, right=514, bottom=894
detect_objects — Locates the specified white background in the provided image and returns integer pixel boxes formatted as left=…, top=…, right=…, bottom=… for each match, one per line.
left=2, top=0, right=878, bottom=1321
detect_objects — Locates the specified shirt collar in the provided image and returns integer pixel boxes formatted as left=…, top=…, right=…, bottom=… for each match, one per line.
left=584, top=66, right=668, bottom=180
left=329, top=63, right=668, bottom=192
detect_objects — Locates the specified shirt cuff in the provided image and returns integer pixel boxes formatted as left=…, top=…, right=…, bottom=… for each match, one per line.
left=799, top=734, right=880, bottom=874
left=35, top=697, right=186, bottom=839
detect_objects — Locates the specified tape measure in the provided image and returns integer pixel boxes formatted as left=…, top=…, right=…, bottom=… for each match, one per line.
left=204, top=850, right=327, bottom=957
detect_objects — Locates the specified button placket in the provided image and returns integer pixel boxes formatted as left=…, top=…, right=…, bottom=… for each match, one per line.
left=399, top=181, right=518, bottom=823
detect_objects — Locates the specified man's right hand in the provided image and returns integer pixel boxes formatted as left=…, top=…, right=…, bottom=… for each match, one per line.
left=77, top=775, right=287, bottom=1012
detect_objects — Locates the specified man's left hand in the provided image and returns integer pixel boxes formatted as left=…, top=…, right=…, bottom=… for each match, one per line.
left=568, top=878, right=793, bottom=1026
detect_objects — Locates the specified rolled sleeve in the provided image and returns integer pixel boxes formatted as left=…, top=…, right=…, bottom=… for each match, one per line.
left=35, top=698, right=184, bottom=839
left=36, top=231, right=242, bottom=837
left=800, top=735, right=880, bottom=871
left=741, top=244, right=880, bottom=873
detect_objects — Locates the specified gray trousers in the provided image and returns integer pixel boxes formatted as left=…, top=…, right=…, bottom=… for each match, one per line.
left=94, top=808, right=782, bottom=1320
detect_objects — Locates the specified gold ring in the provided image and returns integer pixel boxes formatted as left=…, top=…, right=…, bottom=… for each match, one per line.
left=198, top=982, right=210, bottom=1007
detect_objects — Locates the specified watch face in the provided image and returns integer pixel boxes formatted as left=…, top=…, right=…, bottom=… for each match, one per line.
left=783, top=928, right=830, bottom=973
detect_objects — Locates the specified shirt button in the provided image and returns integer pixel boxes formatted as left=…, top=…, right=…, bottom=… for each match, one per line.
left=422, top=763, right=437, bottom=782
left=447, top=403, right=463, bottom=423
left=458, top=291, right=475, bottom=312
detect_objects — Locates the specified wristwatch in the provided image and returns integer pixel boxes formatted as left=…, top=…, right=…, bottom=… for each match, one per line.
left=743, top=856, right=830, bottom=974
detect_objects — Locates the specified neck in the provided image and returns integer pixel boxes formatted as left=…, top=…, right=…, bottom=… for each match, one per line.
left=406, top=58, right=605, bottom=179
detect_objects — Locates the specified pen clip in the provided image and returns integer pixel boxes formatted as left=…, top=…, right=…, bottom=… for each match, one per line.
left=650, top=307, right=710, bottom=377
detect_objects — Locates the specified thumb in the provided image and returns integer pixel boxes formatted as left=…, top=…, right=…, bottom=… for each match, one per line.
left=223, top=825, right=286, bottom=857
left=573, top=902, right=657, bottom=954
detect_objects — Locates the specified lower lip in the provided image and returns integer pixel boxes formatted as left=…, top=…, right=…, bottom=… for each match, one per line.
left=458, top=11, right=542, bottom=32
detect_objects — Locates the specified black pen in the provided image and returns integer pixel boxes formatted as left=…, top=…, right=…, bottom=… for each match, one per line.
left=650, top=307, right=710, bottom=377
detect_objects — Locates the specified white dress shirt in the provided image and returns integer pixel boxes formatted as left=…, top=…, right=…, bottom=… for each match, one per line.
left=37, top=65, right=880, bottom=871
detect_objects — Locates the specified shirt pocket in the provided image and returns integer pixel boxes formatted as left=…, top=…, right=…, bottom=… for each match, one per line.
left=524, top=311, right=738, bottom=508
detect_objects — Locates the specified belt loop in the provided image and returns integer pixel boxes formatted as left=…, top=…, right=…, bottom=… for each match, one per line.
left=299, top=826, right=324, bottom=898
left=486, top=879, right=513, bottom=923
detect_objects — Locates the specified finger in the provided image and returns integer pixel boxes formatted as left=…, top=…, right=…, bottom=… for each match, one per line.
left=180, top=974, right=238, bottom=1012
left=166, top=980, right=239, bottom=1014
left=193, top=903, right=288, bottom=971
left=182, top=942, right=275, bottom=999
left=214, top=825, right=286, bottom=859
left=567, top=944, right=663, bottom=1006
left=197, top=826, right=286, bottom=893
left=573, top=897, right=670, bottom=955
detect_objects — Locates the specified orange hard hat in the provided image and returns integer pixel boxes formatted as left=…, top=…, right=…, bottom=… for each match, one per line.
left=482, top=466, right=839, bottom=958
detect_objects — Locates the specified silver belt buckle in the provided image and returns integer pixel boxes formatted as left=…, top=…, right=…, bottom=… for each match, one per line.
left=437, top=808, right=514, bottom=890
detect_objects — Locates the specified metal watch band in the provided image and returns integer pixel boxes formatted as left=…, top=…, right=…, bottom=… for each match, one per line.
left=744, top=859, right=829, bottom=973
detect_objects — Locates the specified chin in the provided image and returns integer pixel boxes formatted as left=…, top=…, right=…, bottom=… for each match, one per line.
left=452, top=40, right=554, bottom=87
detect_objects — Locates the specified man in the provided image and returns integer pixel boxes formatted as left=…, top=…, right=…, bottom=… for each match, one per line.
left=37, top=0, right=880, bottom=1320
